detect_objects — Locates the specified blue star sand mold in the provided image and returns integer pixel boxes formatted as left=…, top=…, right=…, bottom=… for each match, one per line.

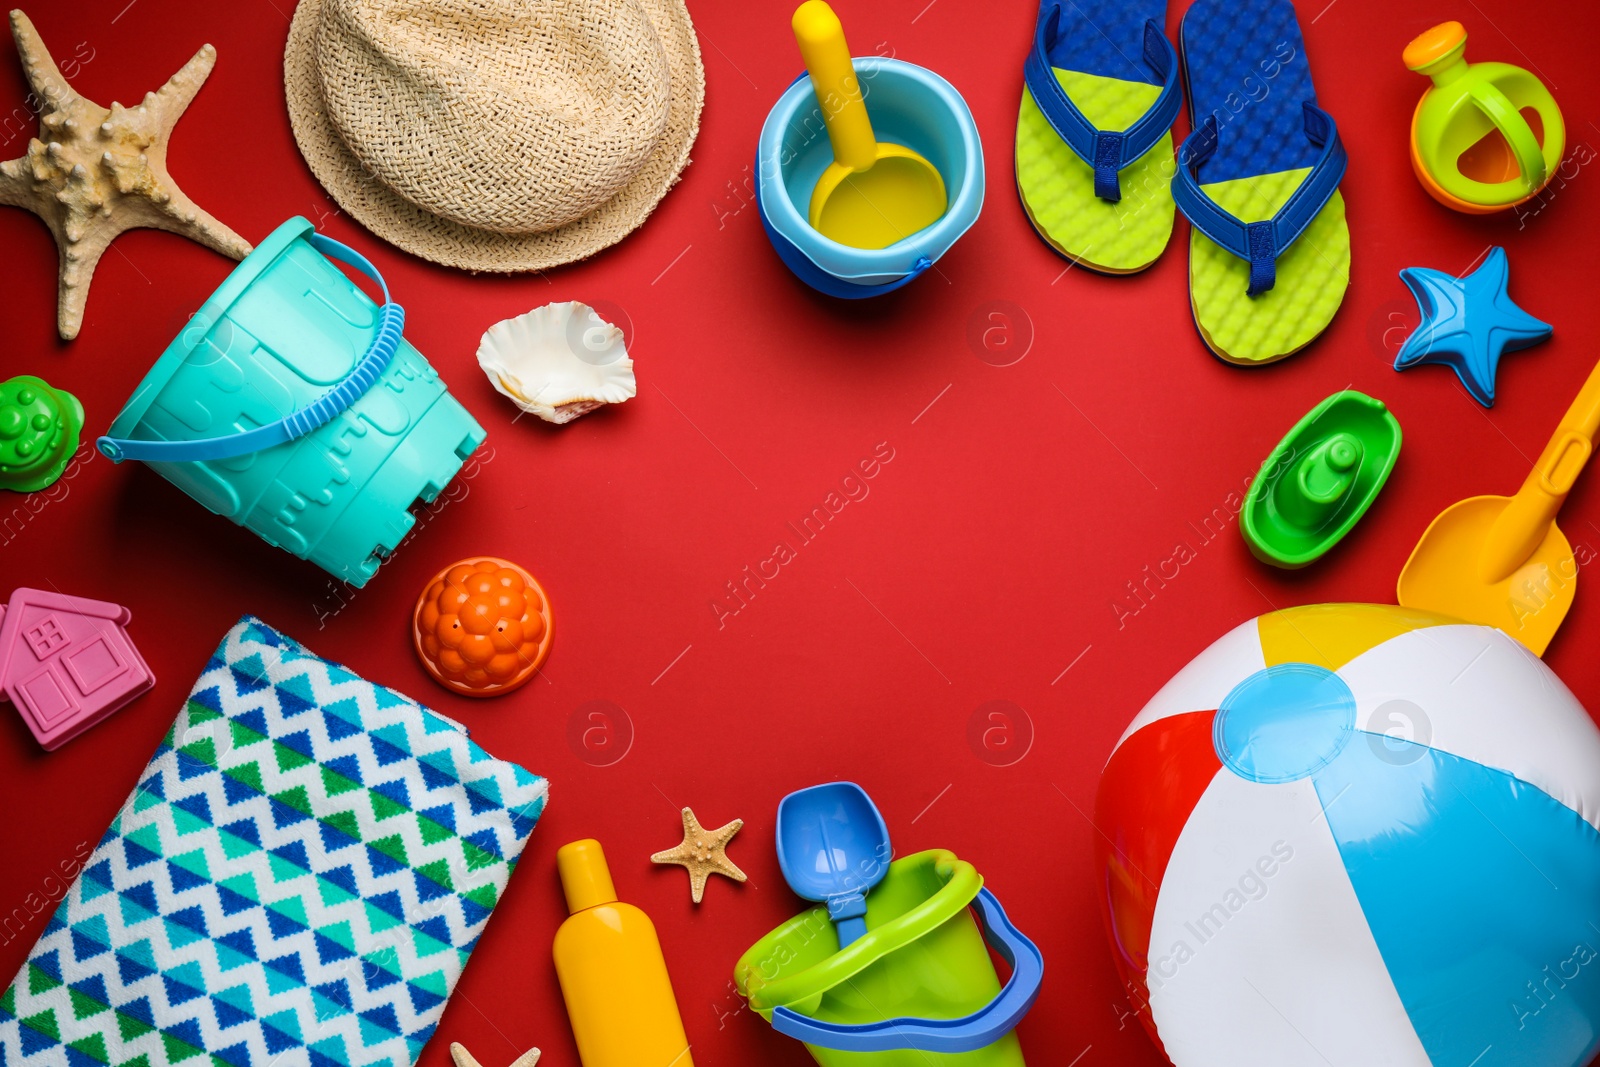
left=1394, top=246, right=1552, bottom=407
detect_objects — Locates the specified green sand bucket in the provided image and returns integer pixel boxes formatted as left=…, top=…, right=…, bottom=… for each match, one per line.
left=97, top=217, right=485, bottom=587
left=734, top=850, right=1043, bottom=1067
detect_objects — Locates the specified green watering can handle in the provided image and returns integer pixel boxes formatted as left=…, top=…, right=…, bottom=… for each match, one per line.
left=771, top=888, right=1044, bottom=1053
left=96, top=233, right=406, bottom=465
left=1466, top=80, right=1547, bottom=193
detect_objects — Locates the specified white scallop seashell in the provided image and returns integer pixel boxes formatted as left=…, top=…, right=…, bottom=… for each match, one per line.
left=476, top=301, right=636, bottom=425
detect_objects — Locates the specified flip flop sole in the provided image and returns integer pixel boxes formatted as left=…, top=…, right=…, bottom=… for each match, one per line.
left=1181, top=0, right=1350, bottom=364
left=1017, top=70, right=1176, bottom=273
left=1189, top=168, right=1350, bottom=363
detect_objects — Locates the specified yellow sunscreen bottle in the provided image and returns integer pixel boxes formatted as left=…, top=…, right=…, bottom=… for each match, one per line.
left=552, top=839, right=695, bottom=1067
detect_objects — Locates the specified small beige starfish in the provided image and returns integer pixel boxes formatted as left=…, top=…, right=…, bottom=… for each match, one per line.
left=450, top=1042, right=540, bottom=1067
left=651, top=806, right=747, bottom=904
left=0, top=9, right=251, bottom=339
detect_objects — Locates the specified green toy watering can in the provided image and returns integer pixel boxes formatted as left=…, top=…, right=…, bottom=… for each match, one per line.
left=1405, top=21, right=1565, bottom=213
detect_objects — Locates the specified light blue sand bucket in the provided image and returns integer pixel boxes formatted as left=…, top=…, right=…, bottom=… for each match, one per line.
left=757, top=58, right=984, bottom=296
left=98, top=217, right=486, bottom=588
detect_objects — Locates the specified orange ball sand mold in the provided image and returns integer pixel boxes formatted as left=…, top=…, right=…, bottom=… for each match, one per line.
left=412, top=557, right=553, bottom=697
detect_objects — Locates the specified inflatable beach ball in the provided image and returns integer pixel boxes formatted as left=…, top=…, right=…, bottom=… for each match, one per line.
left=1096, top=604, right=1600, bottom=1067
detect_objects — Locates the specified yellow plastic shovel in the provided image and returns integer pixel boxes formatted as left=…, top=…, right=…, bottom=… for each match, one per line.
left=1398, top=354, right=1600, bottom=655
left=791, top=0, right=947, bottom=249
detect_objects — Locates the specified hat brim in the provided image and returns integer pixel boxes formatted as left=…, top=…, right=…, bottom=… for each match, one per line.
left=284, top=0, right=705, bottom=273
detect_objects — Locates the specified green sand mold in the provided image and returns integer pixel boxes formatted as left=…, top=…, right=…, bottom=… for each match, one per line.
left=0, top=375, right=83, bottom=493
left=1242, top=390, right=1401, bottom=568
left=1017, top=69, right=1176, bottom=273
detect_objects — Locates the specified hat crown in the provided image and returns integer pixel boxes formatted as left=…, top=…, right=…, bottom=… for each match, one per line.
left=316, top=0, right=673, bottom=236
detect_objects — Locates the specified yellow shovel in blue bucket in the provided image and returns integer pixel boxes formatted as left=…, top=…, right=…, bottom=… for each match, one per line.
left=792, top=1, right=948, bottom=249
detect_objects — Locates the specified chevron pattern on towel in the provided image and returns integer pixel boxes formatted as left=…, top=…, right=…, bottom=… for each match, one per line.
left=0, top=616, right=547, bottom=1067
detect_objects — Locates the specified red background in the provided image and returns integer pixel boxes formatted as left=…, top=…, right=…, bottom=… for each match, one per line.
left=3, top=0, right=1599, bottom=1064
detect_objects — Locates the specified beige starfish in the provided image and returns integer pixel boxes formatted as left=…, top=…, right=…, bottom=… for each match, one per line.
left=0, top=9, right=251, bottom=339
left=650, top=806, right=747, bottom=904
left=450, top=1042, right=540, bottom=1067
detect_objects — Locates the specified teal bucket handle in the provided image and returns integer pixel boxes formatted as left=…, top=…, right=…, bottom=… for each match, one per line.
left=771, top=887, right=1044, bottom=1053
left=96, top=233, right=406, bottom=464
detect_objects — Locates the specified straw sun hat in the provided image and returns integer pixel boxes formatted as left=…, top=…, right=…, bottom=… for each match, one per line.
left=285, top=0, right=705, bottom=272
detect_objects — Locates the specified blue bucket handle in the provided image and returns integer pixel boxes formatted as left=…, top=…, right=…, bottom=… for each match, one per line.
left=770, top=887, right=1044, bottom=1054
left=96, top=233, right=406, bottom=464
left=754, top=173, right=933, bottom=299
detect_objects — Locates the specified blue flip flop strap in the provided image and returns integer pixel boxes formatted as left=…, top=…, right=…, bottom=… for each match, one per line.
left=769, top=888, right=1044, bottom=1053
left=1171, top=101, right=1346, bottom=296
left=1023, top=5, right=1181, bottom=203
left=97, top=234, right=406, bottom=464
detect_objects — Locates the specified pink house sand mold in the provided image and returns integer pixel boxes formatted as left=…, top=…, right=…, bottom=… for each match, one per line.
left=0, top=589, right=154, bottom=749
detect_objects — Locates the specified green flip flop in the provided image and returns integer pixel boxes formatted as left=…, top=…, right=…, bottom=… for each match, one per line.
left=1016, top=0, right=1182, bottom=273
left=1173, top=0, right=1351, bottom=364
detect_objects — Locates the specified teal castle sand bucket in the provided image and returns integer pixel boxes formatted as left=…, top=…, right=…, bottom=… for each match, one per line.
left=734, top=850, right=1043, bottom=1067
left=98, top=217, right=485, bottom=587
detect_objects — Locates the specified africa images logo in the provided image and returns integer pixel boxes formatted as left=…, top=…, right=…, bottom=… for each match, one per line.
left=1144, top=840, right=1295, bottom=990
left=711, top=441, right=896, bottom=629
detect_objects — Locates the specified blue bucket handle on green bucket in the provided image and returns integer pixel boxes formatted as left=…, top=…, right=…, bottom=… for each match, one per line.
left=96, top=233, right=406, bottom=464
left=771, top=887, right=1044, bottom=1053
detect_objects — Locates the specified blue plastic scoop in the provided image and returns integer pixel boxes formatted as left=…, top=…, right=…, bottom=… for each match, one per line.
left=775, top=782, right=892, bottom=948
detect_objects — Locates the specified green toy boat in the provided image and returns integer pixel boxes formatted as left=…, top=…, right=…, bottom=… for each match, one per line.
left=1242, top=390, right=1402, bottom=568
